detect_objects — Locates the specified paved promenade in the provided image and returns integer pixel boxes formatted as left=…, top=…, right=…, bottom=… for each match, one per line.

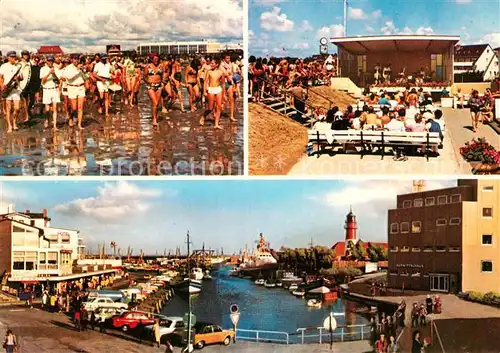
left=0, top=307, right=371, bottom=353
left=289, top=107, right=499, bottom=175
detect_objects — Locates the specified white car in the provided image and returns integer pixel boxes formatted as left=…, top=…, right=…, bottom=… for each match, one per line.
left=144, top=316, right=185, bottom=337
left=83, top=297, right=128, bottom=312
left=93, top=307, right=127, bottom=322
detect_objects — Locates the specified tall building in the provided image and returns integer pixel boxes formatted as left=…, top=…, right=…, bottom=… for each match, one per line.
left=388, top=180, right=500, bottom=293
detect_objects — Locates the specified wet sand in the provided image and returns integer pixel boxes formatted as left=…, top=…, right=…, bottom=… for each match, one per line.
left=0, top=87, right=243, bottom=176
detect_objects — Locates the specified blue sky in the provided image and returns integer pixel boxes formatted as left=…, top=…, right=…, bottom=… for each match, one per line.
left=0, top=180, right=454, bottom=255
left=250, top=0, right=500, bottom=57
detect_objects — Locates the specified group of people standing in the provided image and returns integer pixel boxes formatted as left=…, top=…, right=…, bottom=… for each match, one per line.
left=0, top=50, right=242, bottom=133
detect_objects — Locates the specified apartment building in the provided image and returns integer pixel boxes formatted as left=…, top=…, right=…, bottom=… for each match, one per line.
left=388, top=180, right=499, bottom=293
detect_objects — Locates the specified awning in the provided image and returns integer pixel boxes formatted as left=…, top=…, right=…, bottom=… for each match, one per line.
left=21, top=280, right=39, bottom=284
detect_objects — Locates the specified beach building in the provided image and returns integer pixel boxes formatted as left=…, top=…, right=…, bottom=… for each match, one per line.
left=388, top=180, right=500, bottom=293
left=136, top=40, right=242, bottom=56
left=0, top=206, right=119, bottom=293
left=454, top=44, right=499, bottom=81
left=331, top=35, right=460, bottom=86
left=37, top=46, right=64, bottom=55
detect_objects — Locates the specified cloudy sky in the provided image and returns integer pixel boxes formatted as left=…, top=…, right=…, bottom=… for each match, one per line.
left=250, top=0, right=500, bottom=57
left=0, top=0, right=243, bottom=54
left=0, top=179, right=455, bottom=255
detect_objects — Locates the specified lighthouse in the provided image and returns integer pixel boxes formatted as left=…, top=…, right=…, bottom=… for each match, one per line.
left=344, top=206, right=358, bottom=256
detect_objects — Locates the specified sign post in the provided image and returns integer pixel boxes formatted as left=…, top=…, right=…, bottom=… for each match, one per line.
left=323, top=311, right=344, bottom=351
left=230, top=304, right=240, bottom=343
left=320, top=37, right=328, bottom=55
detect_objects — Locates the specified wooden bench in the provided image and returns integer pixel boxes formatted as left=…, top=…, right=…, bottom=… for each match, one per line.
left=308, top=129, right=441, bottom=161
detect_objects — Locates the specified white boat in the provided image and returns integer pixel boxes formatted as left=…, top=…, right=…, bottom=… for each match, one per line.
left=264, top=280, right=276, bottom=288
left=203, top=271, right=212, bottom=280
left=307, top=299, right=322, bottom=308
left=191, top=268, right=204, bottom=281
left=255, top=279, right=265, bottom=285
left=239, top=233, right=278, bottom=270
left=289, top=284, right=299, bottom=292
left=228, top=267, right=240, bottom=276
left=292, top=288, right=305, bottom=297
left=276, top=282, right=283, bottom=287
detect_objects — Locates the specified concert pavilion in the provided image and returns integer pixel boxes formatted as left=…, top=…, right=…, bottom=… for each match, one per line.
left=331, top=35, right=460, bottom=88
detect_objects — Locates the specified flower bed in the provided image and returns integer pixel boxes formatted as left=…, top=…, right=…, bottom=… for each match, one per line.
left=460, top=138, right=500, bottom=174
left=459, top=291, right=500, bottom=307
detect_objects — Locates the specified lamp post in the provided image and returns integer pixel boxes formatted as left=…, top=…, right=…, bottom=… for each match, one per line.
left=185, top=231, right=193, bottom=353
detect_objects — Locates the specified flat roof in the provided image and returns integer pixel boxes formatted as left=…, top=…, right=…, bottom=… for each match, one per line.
left=331, top=35, right=460, bottom=55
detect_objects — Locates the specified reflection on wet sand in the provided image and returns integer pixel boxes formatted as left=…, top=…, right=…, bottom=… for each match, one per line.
left=0, top=87, right=243, bottom=176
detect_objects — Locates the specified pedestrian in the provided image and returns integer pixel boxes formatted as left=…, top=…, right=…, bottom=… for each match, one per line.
left=153, top=319, right=161, bottom=348
left=387, top=335, right=401, bottom=353
left=49, top=293, right=57, bottom=313
left=375, top=333, right=388, bottom=353
left=81, top=310, right=88, bottom=331
left=89, top=311, right=96, bottom=331
left=3, top=330, right=18, bottom=353
left=74, top=310, right=81, bottom=332
left=98, top=315, right=107, bottom=333
left=42, top=290, right=48, bottom=310
left=411, top=330, right=425, bottom=353
left=411, top=303, right=419, bottom=328
left=425, top=295, right=433, bottom=314
left=370, top=317, right=377, bottom=349
left=419, top=304, right=427, bottom=327
left=137, top=321, right=144, bottom=344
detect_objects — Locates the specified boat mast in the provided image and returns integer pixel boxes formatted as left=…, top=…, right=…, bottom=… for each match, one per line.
left=186, top=230, right=193, bottom=352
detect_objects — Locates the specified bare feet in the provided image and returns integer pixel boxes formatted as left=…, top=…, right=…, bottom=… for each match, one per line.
left=98, top=108, right=103, bottom=114
left=161, top=107, right=167, bottom=114
left=6, top=127, right=12, bottom=133
left=78, top=125, right=84, bottom=130
left=199, top=117, right=205, bottom=126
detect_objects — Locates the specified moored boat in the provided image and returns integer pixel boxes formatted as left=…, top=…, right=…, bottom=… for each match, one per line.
left=264, top=280, right=276, bottom=288
left=307, top=299, right=322, bottom=308
left=292, top=288, right=305, bottom=297
left=254, top=279, right=265, bottom=285
left=288, top=284, right=298, bottom=292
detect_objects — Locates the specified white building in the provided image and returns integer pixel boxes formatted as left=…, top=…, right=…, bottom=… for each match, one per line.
left=136, top=40, right=242, bottom=56
left=454, top=44, right=499, bottom=81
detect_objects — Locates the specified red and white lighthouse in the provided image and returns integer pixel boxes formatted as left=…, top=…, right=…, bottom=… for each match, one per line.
left=344, top=206, right=358, bottom=255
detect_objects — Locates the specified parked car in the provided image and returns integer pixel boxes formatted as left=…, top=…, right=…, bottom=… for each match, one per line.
left=193, top=323, right=234, bottom=349
left=94, top=307, right=127, bottom=323
left=112, top=311, right=155, bottom=332
left=83, top=297, right=128, bottom=312
left=144, top=316, right=185, bottom=341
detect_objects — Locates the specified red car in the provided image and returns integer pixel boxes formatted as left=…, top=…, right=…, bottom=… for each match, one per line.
left=112, top=311, right=155, bottom=332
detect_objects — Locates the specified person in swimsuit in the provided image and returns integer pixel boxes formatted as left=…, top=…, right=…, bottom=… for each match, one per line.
left=185, top=58, right=201, bottom=112
left=220, top=54, right=236, bottom=122
left=123, top=54, right=137, bottom=106
left=170, top=58, right=185, bottom=112
left=201, top=58, right=225, bottom=129
left=144, top=53, right=166, bottom=127
left=199, top=57, right=212, bottom=106
left=60, top=57, right=71, bottom=124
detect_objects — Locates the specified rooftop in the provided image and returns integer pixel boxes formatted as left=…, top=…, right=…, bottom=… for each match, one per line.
left=454, top=44, right=489, bottom=59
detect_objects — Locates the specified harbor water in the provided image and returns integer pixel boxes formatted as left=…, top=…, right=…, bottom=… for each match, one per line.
left=161, top=266, right=370, bottom=343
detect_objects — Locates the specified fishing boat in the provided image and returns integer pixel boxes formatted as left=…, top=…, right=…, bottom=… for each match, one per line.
left=292, top=288, right=305, bottom=297
left=239, top=233, right=278, bottom=271
left=307, top=299, right=322, bottom=308
left=228, top=267, right=240, bottom=277
left=264, top=280, right=276, bottom=288
left=190, top=268, right=204, bottom=280
left=288, top=283, right=299, bottom=292
left=254, top=279, right=265, bottom=285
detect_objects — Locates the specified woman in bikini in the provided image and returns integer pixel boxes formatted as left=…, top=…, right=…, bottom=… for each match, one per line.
left=123, top=54, right=137, bottom=106
left=144, top=53, right=166, bottom=127
left=185, top=58, right=201, bottom=112
left=170, top=58, right=185, bottom=113
left=200, top=58, right=225, bottom=129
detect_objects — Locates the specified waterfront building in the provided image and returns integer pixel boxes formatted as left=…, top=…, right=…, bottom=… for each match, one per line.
left=0, top=206, right=118, bottom=293
left=388, top=180, right=500, bottom=293
left=331, top=208, right=387, bottom=259
left=454, top=44, right=499, bottom=81
left=136, top=40, right=242, bottom=56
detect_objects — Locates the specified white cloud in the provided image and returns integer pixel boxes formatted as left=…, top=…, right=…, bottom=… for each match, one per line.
left=348, top=8, right=367, bottom=20
left=482, top=33, right=500, bottom=48
left=381, top=21, right=398, bottom=35
left=400, top=26, right=414, bottom=35
left=293, top=42, right=310, bottom=50
left=0, top=0, right=243, bottom=53
left=300, top=20, right=314, bottom=32
left=253, top=0, right=286, bottom=6
left=316, top=24, right=345, bottom=40
left=415, top=26, right=435, bottom=35
left=313, top=180, right=455, bottom=219
left=260, top=6, right=294, bottom=32
left=380, top=21, right=435, bottom=36
left=53, top=181, right=165, bottom=221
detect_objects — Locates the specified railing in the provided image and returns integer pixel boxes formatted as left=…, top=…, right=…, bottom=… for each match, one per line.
left=235, top=328, right=290, bottom=344
left=295, top=324, right=371, bottom=344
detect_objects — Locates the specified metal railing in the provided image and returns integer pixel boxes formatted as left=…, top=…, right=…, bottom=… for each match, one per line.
left=235, top=328, right=290, bottom=344
left=295, top=324, right=371, bottom=344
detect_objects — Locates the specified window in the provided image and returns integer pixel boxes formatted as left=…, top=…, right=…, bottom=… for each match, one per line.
left=423, top=246, right=433, bottom=252
left=401, top=246, right=410, bottom=252
left=12, top=251, right=24, bottom=270
left=13, top=225, right=25, bottom=233
left=25, top=252, right=37, bottom=271
left=450, top=194, right=461, bottom=203
left=482, top=234, right=493, bottom=245
left=390, top=223, right=399, bottom=234
left=189, top=45, right=198, bottom=54
left=436, top=246, right=446, bottom=252
left=412, top=221, right=421, bottom=233
left=414, top=199, right=423, bottom=207
left=199, top=44, right=207, bottom=53
left=425, top=197, right=435, bottom=206
left=449, top=217, right=461, bottom=225
left=481, top=261, right=493, bottom=273
left=403, top=200, right=412, bottom=209
left=436, top=219, right=447, bottom=226
left=30, top=220, right=35, bottom=226
left=61, top=234, right=71, bottom=244
left=449, top=247, right=461, bottom=252
left=483, top=208, right=493, bottom=217
left=411, top=247, right=421, bottom=252
left=437, top=195, right=447, bottom=205
left=390, top=246, right=398, bottom=252
left=179, top=45, right=188, bottom=54
left=483, top=186, right=494, bottom=192
left=150, top=45, right=159, bottom=54
left=401, top=222, right=410, bottom=233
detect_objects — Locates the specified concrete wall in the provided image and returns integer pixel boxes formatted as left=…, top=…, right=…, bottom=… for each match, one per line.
left=451, top=82, right=493, bottom=94
left=462, top=180, right=500, bottom=293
